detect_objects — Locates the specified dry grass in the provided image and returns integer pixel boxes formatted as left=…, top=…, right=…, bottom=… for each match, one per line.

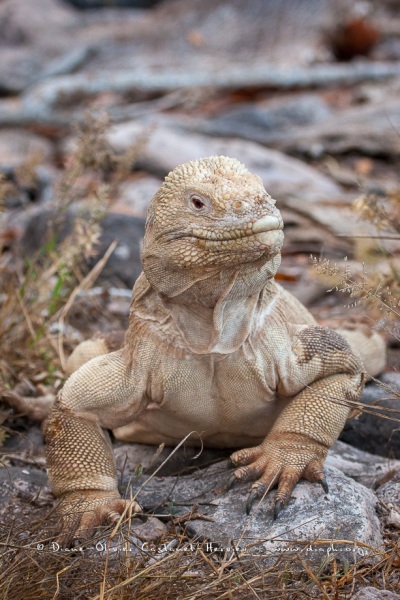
left=0, top=112, right=146, bottom=391
left=0, top=508, right=399, bottom=600
left=312, top=189, right=400, bottom=330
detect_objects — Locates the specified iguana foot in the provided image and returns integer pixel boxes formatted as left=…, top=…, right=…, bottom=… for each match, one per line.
left=55, top=490, right=141, bottom=547
left=229, top=433, right=329, bottom=517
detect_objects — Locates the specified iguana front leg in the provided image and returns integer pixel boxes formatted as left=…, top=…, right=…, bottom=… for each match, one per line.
left=231, top=372, right=362, bottom=515
left=230, top=326, right=364, bottom=516
left=45, top=350, right=147, bottom=544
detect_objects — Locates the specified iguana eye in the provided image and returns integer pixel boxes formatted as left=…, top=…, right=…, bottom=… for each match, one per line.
left=191, top=196, right=205, bottom=209
left=187, top=193, right=210, bottom=214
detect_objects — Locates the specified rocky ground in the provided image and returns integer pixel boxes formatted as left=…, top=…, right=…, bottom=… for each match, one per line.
left=0, top=0, right=400, bottom=598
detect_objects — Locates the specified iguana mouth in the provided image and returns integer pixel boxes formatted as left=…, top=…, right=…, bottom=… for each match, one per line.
left=191, top=215, right=283, bottom=241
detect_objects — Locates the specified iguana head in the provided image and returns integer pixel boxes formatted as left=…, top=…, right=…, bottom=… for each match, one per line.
left=142, top=156, right=284, bottom=297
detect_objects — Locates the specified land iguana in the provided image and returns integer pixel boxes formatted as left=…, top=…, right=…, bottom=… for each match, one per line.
left=45, top=156, right=386, bottom=540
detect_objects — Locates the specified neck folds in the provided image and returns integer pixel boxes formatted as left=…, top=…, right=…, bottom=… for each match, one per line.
left=156, top=254, right=281, bottom=354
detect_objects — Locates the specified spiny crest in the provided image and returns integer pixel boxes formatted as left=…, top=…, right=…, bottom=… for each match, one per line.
left=163, top=156, right=249, bottom=189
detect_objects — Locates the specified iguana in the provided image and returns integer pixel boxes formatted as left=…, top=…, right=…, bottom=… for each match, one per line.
left=45, top=156, right=385, bottom=540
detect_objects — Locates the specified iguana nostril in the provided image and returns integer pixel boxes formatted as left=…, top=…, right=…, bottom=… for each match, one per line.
left=232, top=200, right=249, bottom=214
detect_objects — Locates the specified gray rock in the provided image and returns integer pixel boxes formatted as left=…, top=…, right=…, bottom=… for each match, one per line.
left=0, top=466, right=52, bottom=521
left=274, top=98, right=400, bottom=159
left=128, top=461, right=383, bottom=565
left=0, top=0, right=81, bottom=93
left=117, top=441, right=387, bottom=565
left=376, top=470, right=400, bottom=508
left=90, top=516, right=168, bottom=560
left=3, top=423, right=45, bottom=457
left=59, top=0, right=330, bottom=80
left=115, top=442, right=229, bottom=478
left=109, top=121, right=342, bottom=203
left=113, top=175, right=162, bottom=218
left=340, top=373, right=400, bottom=458
left=109, top=121, right=355, bottom=222
left=19, top=207, right=145, bottom=288
left=0, top=129, right=53, bottom=208
left=89, top=211, right=145, bottom=287
left=351, top=587, right=400, bottom=600
left=200, top=94, right=332, bottom=146
left=0, top=0, right=326, bottom=107
left=326, top=440, right=400, bottom=489
left=0, top=129, right=52, bottom=168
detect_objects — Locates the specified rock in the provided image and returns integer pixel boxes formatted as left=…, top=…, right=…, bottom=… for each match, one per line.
left=112, top=175, right=162, bottom=218
left=326, top=440, right=400, bottom=488
left=0, top=0, right=81, bottom=93
left=128, top=461, right=383, bottom=565
left=88, top=211, right=145, bottom=287
left=376, top=38, right=400, bottom=61
left=115, top=442, right=229, bottom=478
left=200, top=94, right=333, bottom=146
left=3, top=424, right=45, bottom=457
left=0, top=129, right=53, bottom=208
left=73, top=0, right=330, bottom=75
left=351, top=588, right=400, bottom=600
left=0, top=466, right=52, bottom=520
left=19, top=207, right=145, bottom=288
left=18, top=207, right=73, bottom=256
left=340, top=373, right=400, bottom=458
left=274, top=98, right=400, bottom=159
left=87, top=515, right=167, bottom=560
left=20, top=63, right=400, bottom=125
left=1, top=0, right=400, bottom=127
left=116, top=440, right=388, bottom=565
left=0, top=0, right=323, bottom=109
left=109, top=121, right=340, bottom=201
left=376, top=470, right=400, bottom=508
left=127, top=516, right=167, bottom=542
left=0, top=129, right=52, bottom=168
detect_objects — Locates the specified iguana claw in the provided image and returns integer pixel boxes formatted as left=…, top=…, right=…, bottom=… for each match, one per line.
left=224, top=474, right=238, bottom=493
left=245, top=490, right=258, bottom=515
left=319, top=478, right=329, bottom=494
left=273, top=499, right=284, bottom=520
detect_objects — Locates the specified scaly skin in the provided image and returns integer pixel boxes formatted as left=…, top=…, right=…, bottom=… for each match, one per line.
left=46, top=156, right=371, bottom=540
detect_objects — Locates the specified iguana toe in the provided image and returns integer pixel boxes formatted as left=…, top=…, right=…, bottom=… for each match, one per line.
left=229, top=436, right=329, bottom=516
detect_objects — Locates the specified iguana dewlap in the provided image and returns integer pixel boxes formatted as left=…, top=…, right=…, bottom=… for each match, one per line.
left=46, top=156, right=385, bottom=540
